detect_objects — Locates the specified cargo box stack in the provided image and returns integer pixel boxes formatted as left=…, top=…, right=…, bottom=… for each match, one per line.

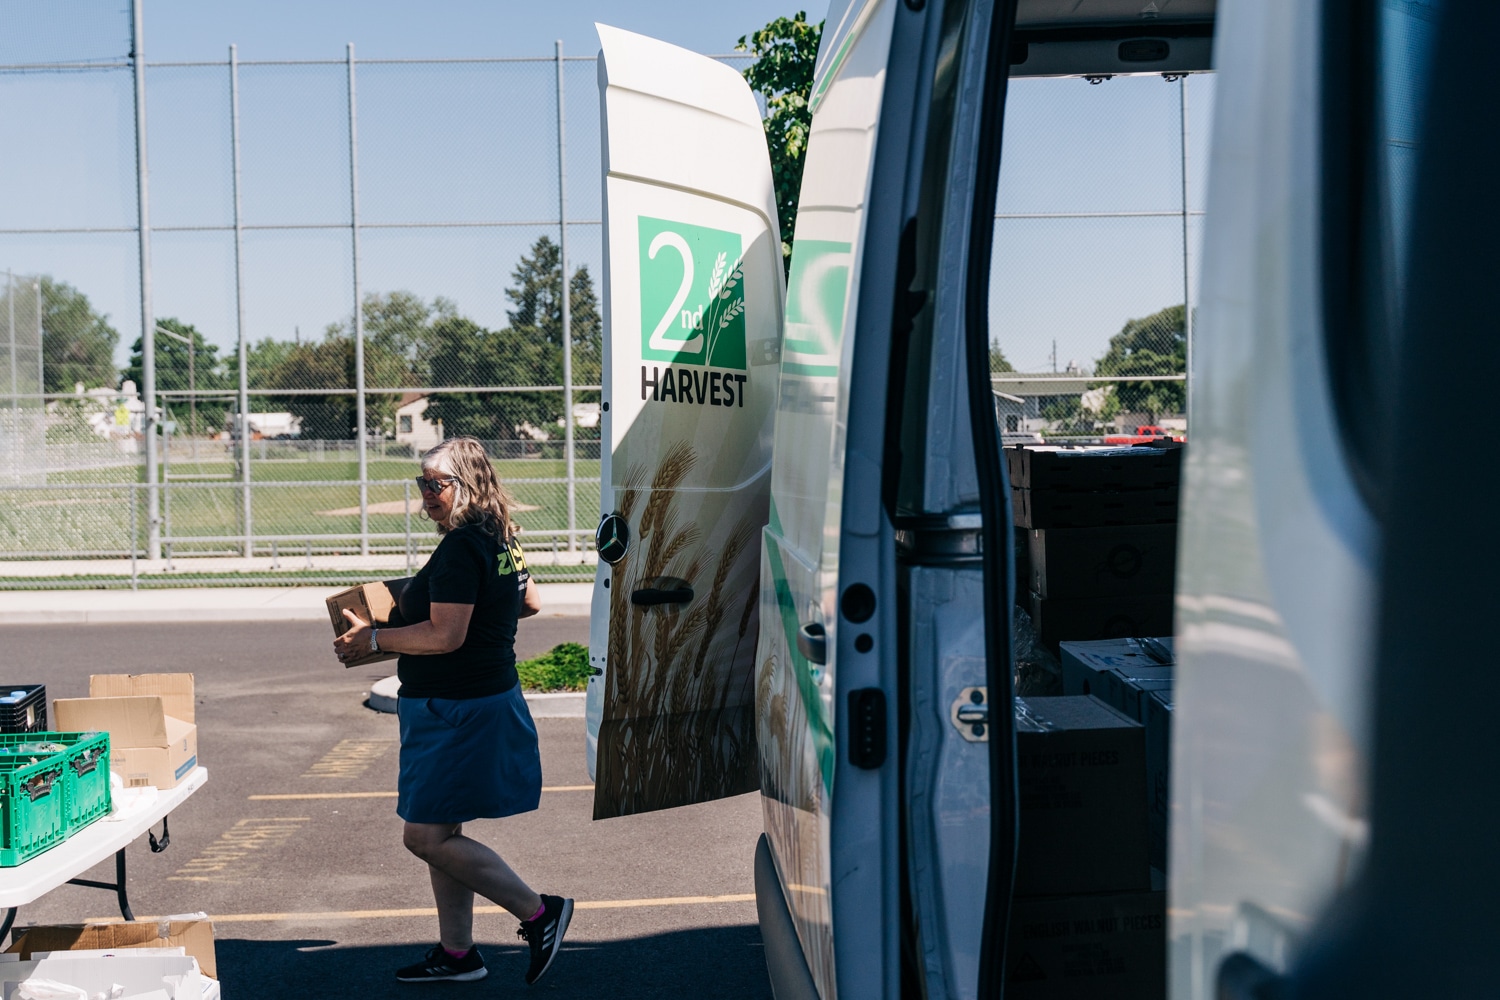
left=1006, top=695, right=1164, bottom=999
left=1007, top=445, right=1182, bottom=652
left=1060, top=637, right=1176, bottom=872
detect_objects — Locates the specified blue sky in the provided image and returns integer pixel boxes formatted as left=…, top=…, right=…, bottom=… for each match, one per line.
left=0, top=0, right=1212, bottom=380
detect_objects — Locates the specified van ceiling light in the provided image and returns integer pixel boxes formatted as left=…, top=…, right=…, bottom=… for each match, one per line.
left=1119, top=39, right=1171, bottom=62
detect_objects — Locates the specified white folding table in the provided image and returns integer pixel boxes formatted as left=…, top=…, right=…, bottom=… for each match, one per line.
left=0, top=767, right=209, bottom=940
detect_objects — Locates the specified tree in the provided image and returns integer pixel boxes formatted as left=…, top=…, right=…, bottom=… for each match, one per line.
left=990, top=341, right=1014, bottom=374
left=11, top=277, right=121, bottom=393
left=260, top=337, right=356, bottom=440
left=124, top=317, right=231, bottom=436
left=246, top=337, right=295, bottom=388
left=737, top=12, right=823, bottom=268
left=425, top=236, right=602, bottom=442
left=1093, top=304, right=1186, bottom=422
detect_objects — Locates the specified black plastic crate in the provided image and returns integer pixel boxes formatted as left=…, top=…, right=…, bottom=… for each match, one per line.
left=0, top=686, right=47, bottom=735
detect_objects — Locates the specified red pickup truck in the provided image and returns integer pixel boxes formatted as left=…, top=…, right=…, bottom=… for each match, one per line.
left=1103, top=424, right=1185, bottom=445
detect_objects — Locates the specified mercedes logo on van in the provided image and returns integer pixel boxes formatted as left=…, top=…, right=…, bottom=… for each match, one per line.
left=595, top=513, right=630, bottom=565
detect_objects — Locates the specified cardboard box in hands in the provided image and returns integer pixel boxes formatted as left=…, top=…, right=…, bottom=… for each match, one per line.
left=326, top=578, right=411, bottom=668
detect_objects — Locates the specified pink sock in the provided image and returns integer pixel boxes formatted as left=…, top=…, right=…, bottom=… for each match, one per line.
left=443, top=946, right=470, bottom=959
left=528, top=901, right=546, bottom=923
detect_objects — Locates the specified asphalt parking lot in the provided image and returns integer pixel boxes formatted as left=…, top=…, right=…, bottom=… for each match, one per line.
left=10, top=616, right=770, bottom=997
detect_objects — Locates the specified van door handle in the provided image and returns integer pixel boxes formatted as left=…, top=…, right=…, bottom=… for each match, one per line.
left=797, top=622, right=828, bottom=665
left=631, top=586, right=693, bottom=606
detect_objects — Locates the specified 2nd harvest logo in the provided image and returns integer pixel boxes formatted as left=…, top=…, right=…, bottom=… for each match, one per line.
left=638, top=216, right=747, bottom=371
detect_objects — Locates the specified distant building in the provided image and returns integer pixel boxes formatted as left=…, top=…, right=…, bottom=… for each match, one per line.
left=990, top=373, right=1094, bottom=426
left=572, top=402, right=601, bottom=430
left=395, top=394, right=444, bottom=451
left=245, top=412, right=301, bottom=439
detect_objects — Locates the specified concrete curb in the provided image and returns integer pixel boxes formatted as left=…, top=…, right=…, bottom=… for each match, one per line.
left=0, top=583, right=593, bottom=625
left=367, top=676, right=584, bottom=718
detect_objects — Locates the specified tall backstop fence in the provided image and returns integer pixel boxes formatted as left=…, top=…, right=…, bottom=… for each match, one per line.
left=0, top=0, right=1210, bottom=587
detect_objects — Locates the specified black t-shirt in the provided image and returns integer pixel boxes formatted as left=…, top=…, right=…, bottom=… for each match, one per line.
left=396, top=523, right=530, bottom=700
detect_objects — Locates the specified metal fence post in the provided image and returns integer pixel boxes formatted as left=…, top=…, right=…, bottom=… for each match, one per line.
left=129, top=485, right=138, bottom=591
left=7, top=270, right=15, bottom=483
left=347, top=42, right=370, bottom=556
left=231, top=44, right=253, bottom=558
left=1179, top=76, right=1193, bottom=423
left=404, top=479, right=413, bottom=573
left=555, top=40, right=576, bottom=553
left=132, top=0, right=160, bottom=561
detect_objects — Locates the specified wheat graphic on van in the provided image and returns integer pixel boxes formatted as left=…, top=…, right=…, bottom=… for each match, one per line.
left=638, top=216, right=749, bottom=370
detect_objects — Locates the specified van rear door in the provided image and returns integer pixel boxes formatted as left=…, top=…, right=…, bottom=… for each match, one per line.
left=586, top=25, right=784, bottom=819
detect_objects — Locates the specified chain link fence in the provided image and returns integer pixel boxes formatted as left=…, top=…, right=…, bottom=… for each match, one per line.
left=1, top=0, right=1209, bottom=587
left=0, top=1, right=752, bottom=586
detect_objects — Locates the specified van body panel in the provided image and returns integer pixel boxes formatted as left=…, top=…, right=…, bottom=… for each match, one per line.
left=1172, top=0, right=1374, bottom=991
left=589, top=24, right=784, bottom=818
left=906, top=567, right=993, bottom=994
left=756, top=3, right=903, bottom=997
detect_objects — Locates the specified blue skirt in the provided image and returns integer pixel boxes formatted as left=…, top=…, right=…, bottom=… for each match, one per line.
left=396, top=685, right=542, bottom=824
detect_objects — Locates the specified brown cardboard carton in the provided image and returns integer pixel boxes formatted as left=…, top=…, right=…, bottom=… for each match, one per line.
left=89, top=672, right=194, bottom=723
left=7, top=919, right=216, bottom=978
left=1015, top=695, right=1150, bottom=896
left=54, top=673, right=199, bottom=789
left=325, top=578, right=410, bottom=667
left=1006, top=889, right=1165, bottom=1000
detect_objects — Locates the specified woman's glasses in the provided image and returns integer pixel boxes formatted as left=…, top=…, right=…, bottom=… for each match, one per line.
left=415, top=476, right=457, bottom=495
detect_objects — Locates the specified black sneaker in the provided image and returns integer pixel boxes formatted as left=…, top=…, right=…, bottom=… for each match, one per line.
left=396, top=944, right=487, bottom=983
left=517, top=894, right=573, bottom=985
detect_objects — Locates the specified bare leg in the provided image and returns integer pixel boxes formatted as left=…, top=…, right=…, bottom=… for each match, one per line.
left=405, top=821, right=544, bottom=922
left=428, top=824, right=477, bottom=951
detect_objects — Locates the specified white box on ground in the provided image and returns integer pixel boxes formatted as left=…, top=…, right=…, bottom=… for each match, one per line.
left=2, top=953, right=199, bottom=1000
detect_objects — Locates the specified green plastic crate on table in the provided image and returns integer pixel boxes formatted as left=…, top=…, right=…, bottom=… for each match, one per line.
left=0, top=752, right=69, bottom=866
left=0, top=731, right=112, bottom=838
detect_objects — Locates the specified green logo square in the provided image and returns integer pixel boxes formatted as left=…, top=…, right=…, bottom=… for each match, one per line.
left=638, top=215, right=747, bottom=370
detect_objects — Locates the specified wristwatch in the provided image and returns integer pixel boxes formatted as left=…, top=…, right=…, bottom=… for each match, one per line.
left=369, top=628, right=380, bottom=654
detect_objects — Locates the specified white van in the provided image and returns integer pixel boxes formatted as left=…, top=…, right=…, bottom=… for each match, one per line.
left=585, top=0, right=1460, bottom=996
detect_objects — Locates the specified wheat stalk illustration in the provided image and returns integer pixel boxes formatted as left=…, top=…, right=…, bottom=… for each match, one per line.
left=700, top=257, right=745, bottom=365
left=595, top=443, right=763, bottom=820
left=707, top=251, right=728, bottom=299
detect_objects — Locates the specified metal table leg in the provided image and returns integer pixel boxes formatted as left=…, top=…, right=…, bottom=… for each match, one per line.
left=66, top=847, right=134, bottom=921
left=9, top=816, right=171, bottom=941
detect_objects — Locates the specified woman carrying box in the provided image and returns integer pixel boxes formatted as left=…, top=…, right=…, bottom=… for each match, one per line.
left=333, top=436, right=572, bottom=986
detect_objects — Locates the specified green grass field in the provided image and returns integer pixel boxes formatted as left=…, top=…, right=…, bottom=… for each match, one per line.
left=4, top=458, right=602, bottom=558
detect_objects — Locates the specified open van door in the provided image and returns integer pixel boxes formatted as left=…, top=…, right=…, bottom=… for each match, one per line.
left=586, top=25, right=784, bottom=820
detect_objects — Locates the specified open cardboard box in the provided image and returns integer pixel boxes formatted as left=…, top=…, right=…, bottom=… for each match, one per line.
left=6, top=919, right=216, bottom=979
left=326, top=578, right=410, bottom=667
left=54, top=674, right=198, bottom=790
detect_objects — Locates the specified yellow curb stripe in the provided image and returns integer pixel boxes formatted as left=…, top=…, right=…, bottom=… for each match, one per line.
left=86, top=894, right=756, bottom=924
left=248, top=786, right=593, bottom=801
